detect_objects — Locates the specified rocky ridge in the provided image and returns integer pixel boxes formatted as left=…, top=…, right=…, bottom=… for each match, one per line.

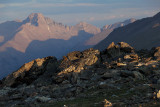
left=0, top=13, right=101, bottom=53
left=95, top=12, right=160, bottom=50
left=84, top=18, right=136, bottom=46
left=0, top=42, right=160, bottom=107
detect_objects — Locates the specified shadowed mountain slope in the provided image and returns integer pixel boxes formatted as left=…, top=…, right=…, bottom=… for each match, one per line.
left=95, top=12, right=160, bottom=50
left=85, top=18, right=136, bottom=46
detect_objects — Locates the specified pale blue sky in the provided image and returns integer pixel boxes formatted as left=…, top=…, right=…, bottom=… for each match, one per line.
left=0, top=0, right=160, bottom=27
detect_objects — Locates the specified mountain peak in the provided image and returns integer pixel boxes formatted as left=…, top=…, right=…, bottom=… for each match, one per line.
left=24, top=13, right=46, bottom=26
left=76, top=22, right=89, bottom=27
left=102, top=18, right=136, bottom=30
left=123, top=18, right=136, bottom=24
left=28, top=13, right=44, bottom=20
left=74, top=21, right=100, bottom=34
left=153, top=12, right=160, bottom=18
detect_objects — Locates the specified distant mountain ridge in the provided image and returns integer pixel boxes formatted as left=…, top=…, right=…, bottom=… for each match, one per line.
left=95, top=12, right=160, bottom=50
left=0, top=13, right=100, bottom=53
left=0, top=13, right=102, bottom=79
left=84, top=18, right=136, bottom=46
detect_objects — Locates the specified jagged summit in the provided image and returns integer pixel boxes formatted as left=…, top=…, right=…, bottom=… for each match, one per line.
left=75, top=21, right=91, bottom=29
left=153, top=11, right=160, bottom=18
left=28, top=13, right=44, bottom=20
left=23, top=13, right=50, bottom=26
left=23, top=13, right=65, bottom=27
left=76, top=22, right=89, bottom=26
left=102, top=18, right=136, bottom=30
left=84, top=18, right=136, bottom=46
left=123, top=18, right=136, bottom=25
left=74, top=21, right=101, bottom=34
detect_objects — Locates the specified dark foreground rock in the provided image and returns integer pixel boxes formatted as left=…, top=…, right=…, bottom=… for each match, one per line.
left=0, top=42, right=160, bottom=107
left=154, top=47, right=160, bottom=60
left=2, top=56, right=58, bottom=87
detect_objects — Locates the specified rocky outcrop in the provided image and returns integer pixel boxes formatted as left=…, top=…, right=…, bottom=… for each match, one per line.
left=118, top=42, right=134, bottom=53
left=102, top=42, right=134, bottom=59
left=54, top=48, right=100, bottom=84
left=0, top=42, right=160, bottom=107
left=2, top=56, right=58, bottom=87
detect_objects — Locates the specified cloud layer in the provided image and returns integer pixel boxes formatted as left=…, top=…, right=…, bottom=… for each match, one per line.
left=0, top=0, right=160, bottom=27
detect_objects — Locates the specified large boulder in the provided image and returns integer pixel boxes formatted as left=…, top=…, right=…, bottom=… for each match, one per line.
left=118, top=42, right=134, bottom=53
left=59, top=48, right=100, bottom=73
left=67, top=51, right=82, bottom=61
left=54, top=48, right=100, bottom=84
left=104, top=42, right=135, bottom=59
left=2, top=56, right=58, bottom=87
left=106, top=42, right=121, bottom=58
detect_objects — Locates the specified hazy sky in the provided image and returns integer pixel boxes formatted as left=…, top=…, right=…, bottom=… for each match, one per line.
left=0, top=0, right=160, bottom=27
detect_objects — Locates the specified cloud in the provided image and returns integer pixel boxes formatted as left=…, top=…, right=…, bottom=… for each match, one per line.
left=0, top=2, right=104, bottom=8
left=31, top=3, right=105, bottom=8
left=89, top=17, right=95, bottom=21
left=0, top=0, right=159, bottom=27
left=0, top=2, right=31, bottom=8
left=0, top=4, right=5, bottom=8
left=46, top=8, right=160, bottom=27
left=47, top=13, right=118, bottom=25
left=8, top=3, right=27, bottom=7
left=32, top=0, right=36, bottom=2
